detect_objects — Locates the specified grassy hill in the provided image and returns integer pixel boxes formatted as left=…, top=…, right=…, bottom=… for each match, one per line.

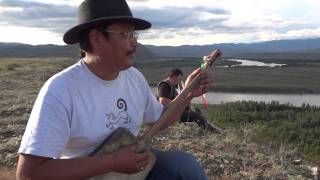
left=0, top=58, right=319, bottom=179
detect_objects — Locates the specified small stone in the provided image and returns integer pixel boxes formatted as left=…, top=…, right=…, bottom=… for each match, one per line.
left=293, top=159, right=302, bottom=165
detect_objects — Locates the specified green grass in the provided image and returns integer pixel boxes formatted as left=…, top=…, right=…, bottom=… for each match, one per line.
left=205, top=101, right=320, bottom=163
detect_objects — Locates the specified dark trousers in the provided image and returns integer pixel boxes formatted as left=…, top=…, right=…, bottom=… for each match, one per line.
left=180, top=108, right=209, bottom=129
left=146, top=149, right=208, bottom=180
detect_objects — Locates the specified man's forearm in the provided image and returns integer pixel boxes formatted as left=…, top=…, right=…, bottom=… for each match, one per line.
left=142, top=87, right=193, bottom=143
left=159, top=95, right=192, bottom=130
left=17, top=154, right=114, bottom=180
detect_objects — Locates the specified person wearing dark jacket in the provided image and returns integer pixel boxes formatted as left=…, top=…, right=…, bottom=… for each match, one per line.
left=158, top=68, right=221, bottom=133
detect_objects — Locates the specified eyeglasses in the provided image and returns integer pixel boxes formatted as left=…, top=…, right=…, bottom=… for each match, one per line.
left=103, top=30, right=139, bottom=42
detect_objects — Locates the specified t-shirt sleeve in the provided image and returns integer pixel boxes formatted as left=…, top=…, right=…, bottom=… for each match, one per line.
left=131, top=69, right=163, bottom=124
left=143, top=87, right=163, bottom=124
left=18, top=80, right=71, bottom=158
left=158, top=82, right=172, bottom=99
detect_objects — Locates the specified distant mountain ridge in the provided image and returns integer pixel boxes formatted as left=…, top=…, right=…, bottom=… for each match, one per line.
left=0, top=43, right=155, bottom=62
left=145, top=38, right=320, bottom=60
left=1, top=38, right=320, bottom=60
left=0, top=43, right=79, bottom=58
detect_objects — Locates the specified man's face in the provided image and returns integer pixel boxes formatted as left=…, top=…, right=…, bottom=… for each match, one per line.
left=172, top=75, right=183, bottom=85
left=98, top=22, right=138, bottom=71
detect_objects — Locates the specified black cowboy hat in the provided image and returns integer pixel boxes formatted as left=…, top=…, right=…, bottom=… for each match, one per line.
left=63, top=0, right=151, bottom=44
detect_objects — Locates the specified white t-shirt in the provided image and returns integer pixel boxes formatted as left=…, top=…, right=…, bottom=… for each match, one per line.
left=19, top=60, right=163, bottom=159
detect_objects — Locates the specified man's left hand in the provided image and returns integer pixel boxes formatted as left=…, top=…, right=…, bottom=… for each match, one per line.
left=184, top=68, right=213, bottom=98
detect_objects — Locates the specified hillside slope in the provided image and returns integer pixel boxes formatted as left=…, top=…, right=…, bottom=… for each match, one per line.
left=0, top=58, right=318, bottom=180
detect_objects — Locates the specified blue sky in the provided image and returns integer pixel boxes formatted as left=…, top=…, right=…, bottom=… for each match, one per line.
left=0, top=0, right=319, bottom=46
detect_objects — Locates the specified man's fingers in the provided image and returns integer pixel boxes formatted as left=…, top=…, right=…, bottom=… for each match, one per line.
left=190, top=68, right=201, bottom=78
left=134, top=151, right=149, bottom=162
left=138, top=159, right=150, bottom=170
left=200, top=75, right=213, bottom=86
left=126, top=144, right=138, bottom=153
left=136, top=155, right=150, bottom=171
left=200, top=78, right=212, bottom=85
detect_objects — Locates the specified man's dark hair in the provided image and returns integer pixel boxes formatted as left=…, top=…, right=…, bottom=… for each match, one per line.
left=168, top=68, right=183, bottom=78
left=79, top=29, right=93, bottom=55
left=78, top=26, right=110, bottom=58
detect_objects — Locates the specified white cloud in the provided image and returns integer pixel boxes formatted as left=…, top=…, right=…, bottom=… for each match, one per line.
left=31, top=0, right=80, bottom=6
left=0, top=0, right=319, bottom=45
left=0, top=26, right=64, bottom=45
left=257, top=28, right=320, bottom=41
left=304, top=0, right=320, bottom=5
left=0, top=6, right=23, bottom=12
left=128, top=0, right=223, bottom=9
left=140, top=28, right=259, bottom=46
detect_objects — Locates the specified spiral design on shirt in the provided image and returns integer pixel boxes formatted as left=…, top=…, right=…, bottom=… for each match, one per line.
left=117, top=98, right=127, bottom=111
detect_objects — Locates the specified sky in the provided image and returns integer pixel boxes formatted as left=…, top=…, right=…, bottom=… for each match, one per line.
left=0, top=0, right=319, bottom=46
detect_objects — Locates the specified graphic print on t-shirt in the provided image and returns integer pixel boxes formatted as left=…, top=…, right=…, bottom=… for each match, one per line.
left=105, top=98, right=132, bottom=129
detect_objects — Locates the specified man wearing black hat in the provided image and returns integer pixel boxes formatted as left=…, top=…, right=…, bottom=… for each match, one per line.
left=16, top=0, right=212, bottom=179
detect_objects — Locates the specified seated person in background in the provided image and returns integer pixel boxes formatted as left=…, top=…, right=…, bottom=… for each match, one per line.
left=158, top=68, right=221, bottom=133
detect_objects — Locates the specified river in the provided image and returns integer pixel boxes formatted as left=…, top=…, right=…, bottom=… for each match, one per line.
left=151, top=88, right=320, bottom=107
left=225, top=59, right=286, bottom=67
left=151, top=59, right=320, bottom=107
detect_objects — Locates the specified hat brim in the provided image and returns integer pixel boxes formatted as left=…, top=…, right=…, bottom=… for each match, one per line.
left=63, top=17, right=151, bottom=44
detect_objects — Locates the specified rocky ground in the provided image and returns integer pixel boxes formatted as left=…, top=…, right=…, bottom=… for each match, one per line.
left=148, top=123, right=317, bottom=179
left=0, top=123, right=317, bottom=180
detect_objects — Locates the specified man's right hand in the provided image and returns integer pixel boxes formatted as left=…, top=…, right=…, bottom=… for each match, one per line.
left=16, top=144, right=150, bottom=180
left=109, top=144, right=150, bottom=174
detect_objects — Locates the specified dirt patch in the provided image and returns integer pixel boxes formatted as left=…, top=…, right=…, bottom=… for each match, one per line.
left=0, top=168, right=15, bottom=180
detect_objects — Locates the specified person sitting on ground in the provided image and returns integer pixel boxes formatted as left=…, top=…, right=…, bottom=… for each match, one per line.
left=158, top=68, right=221, bottom=133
